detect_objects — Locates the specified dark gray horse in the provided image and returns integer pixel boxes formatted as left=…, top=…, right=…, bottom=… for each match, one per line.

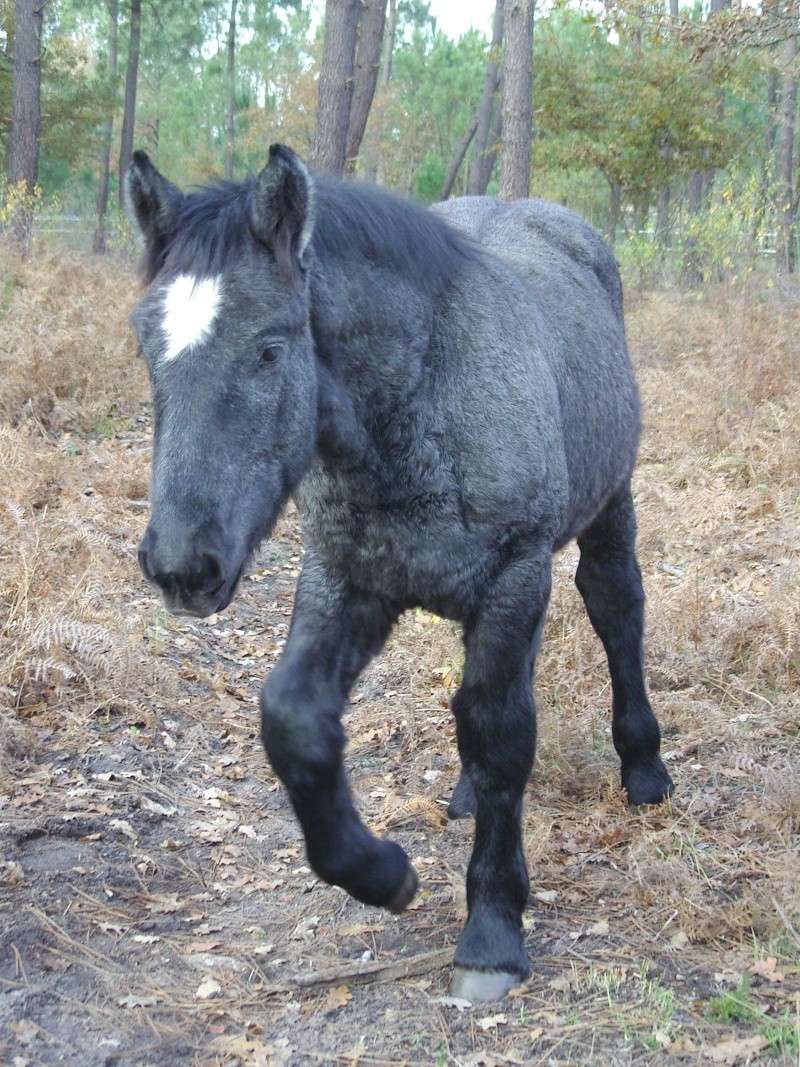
left=127, top=144, right=673, bottom=1002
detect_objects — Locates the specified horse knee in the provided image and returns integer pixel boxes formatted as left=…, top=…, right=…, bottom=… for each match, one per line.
left=260, top=668, right=343, bottom=784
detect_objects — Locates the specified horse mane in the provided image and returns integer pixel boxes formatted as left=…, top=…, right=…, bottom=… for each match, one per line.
left=142, top=171, right=480, bottom=292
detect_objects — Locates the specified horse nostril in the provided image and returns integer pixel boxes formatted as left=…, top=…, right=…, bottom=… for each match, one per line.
left=138, top=544, right=154, bottom=582
left=198, top=551, right=224, bottom=593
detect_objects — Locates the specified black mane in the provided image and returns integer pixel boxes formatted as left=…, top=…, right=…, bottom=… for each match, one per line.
left=145, top=173, right=479, bottom=291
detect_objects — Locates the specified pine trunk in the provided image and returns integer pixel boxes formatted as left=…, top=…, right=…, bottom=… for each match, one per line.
left=312, top=0, right=361, bottom=176
left=606, top=180, right=621, bottom=244
left=93, top=0, right=120, bottom=254
left=118, top=0, right=142, bottom=204
left=775, top=10, right=798, bottom=275
left=379, top=0, right=397, bottom=87
left=8, top=0, right=44, bottom=252
left=467, top=0, right=503, bottom=196
left=225, top=0, right=238, bottom=180
left=499, top=0, right=534, bottom=201
left=479, top=97, right=503, bottom=193
left=345, top=0, right=387, bottom=172
left=439, top=117, right=479, bottom=200
left=683, top=169, right=705, bottom=286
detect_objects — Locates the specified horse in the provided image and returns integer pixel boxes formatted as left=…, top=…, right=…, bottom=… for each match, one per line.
left=126, top=144, right=674, bottom=1003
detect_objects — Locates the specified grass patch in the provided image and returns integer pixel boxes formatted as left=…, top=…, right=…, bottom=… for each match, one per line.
left=708, top=978, right=800, bottom=1057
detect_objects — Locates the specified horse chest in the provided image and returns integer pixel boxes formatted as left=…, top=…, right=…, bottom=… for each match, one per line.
left=295, top=467, right=493, bottom=616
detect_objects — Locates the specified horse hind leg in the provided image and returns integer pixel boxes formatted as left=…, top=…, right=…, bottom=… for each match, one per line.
left=575, top=487, right=674, bottom=805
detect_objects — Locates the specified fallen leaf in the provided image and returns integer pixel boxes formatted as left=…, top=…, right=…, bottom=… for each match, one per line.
left=477, top=1013, right=508, bottom=1030
left=140, top=797, right=177, bottom=817
left=10, top=1020, right=39, bottom=1045
left=118, top=994, right=158, bottom=1008
left=109, top=818, right=137, bottom=840
left=323, top=985, right=352, bottom=1012
left=704, top=1035, right=769, bottom=1064
left=586, top=919, right=610, bottom=937
left=534, top=889, right=559, bottom=904
left=195, top=976, right=222, bottom=1000
left=748, top=957, right=785, bottom=984
left=290, top=915, right=320, bottom=941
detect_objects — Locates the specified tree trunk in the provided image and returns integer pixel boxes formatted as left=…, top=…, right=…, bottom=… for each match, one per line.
left=224, top=0, right=238, bottom=180
left=312, top=0, right=360, bottom=176
left=655, top=184, right=671, bottom=247
left=7, top=0, right=44, bottom=253
left=775, top=7, right=798, bottom=275
left=93, top=0, right=120, bottom=254
left=669, top=0, right=678, bottom=17
left=606, top=180, right=621, bottom=244
left=118, top=0, right=142, bottom=204
left=479, top=97, right=503, bottom=193
left=345, top=0, right=387, bottom=172
left=682, top=169, right=705, bottom=286
left=439, top=116, right=479, bottom=200
left=499, top=0, right=534, bottom=201
left=379, top=0, right=397, bottom=86
left=467, top=0, right=504, bottom=196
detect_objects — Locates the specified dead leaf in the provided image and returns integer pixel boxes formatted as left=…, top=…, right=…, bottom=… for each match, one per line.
left=109, top=818, right=137, bottom=840
left=477, top=1013, right=508, bottom=1030
left=195, top=976, right=222, bottom=1000
left=140, top=797, right=177, bottom=817
left=586, top=919, right=610, bottom=937
left=118, top=994, right=158, bottom=1008
left=290, top=915, right=320, bottom=941
left=1, top=861, right=24, bottom=886
left=748, top=957, right=785, bottom=983
left=534, top=889, right=559, bottom=904
left=322, top=985, right=352, bottom=1012
left=704, top=1035, right=769, bottom=1064
left=10, top=1020, right=39, bottom=1046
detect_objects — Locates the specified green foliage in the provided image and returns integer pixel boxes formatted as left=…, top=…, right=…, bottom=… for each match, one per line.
left=535, top=9, right=737, bottom=204
left=1, top=0, right=792, bottom=286
left=707, top=977, right=800, bottom=1057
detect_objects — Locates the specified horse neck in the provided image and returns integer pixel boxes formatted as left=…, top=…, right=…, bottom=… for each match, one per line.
left=309, top=254, right=437, bottom=461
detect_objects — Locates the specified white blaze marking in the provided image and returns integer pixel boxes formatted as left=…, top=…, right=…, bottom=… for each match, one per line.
left=161, top=274, right=221, bottom=362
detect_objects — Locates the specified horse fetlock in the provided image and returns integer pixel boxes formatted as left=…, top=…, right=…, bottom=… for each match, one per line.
left=447, top=770, right=477, bottom=820
left=622, top=754, right=674, bottom=806
left=453, top=905, right=530, bottom=982
left=311, top=836, right=417, bottom=912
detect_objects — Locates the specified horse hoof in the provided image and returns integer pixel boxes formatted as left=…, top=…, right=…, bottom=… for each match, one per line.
left=388, top=864, right=419, bottom=914
left=624, top=758, right=674, bottom=806
left=449, top=967, right=521, bottom=1003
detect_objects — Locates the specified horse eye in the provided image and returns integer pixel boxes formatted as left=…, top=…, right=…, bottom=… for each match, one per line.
left=260, top=342, right=285, bottom=365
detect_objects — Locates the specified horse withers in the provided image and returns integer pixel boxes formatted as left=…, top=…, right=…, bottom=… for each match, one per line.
left=126, top=144, right=674, bottom=1002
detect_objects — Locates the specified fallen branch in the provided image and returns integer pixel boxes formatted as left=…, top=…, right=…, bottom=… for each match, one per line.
left=276, top=946, right=453, bottom=992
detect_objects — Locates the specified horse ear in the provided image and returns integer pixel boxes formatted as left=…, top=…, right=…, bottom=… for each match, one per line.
left=251, top=144, right=315, bottom=272
left=125, top=150, right=183, bottom=256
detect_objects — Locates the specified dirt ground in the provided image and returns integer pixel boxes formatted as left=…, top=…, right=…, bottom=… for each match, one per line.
left=1, top=252, right=799, bottom=1066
